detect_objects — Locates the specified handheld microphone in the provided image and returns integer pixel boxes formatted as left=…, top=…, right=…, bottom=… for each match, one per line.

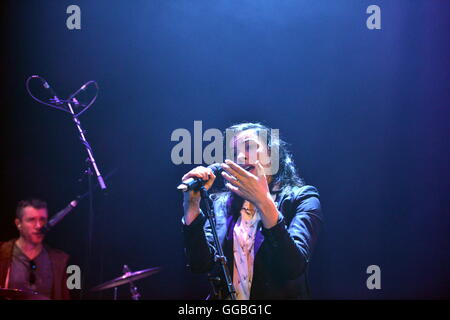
left=177, top=163, right=223, bottom=192
left=40, top=200, right=78, bottom=234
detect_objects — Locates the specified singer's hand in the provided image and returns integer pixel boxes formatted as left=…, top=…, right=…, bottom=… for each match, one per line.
left=220, top=159, right=269, bottom=207
left=221, top=159, right=278, bottom=228
left=182, top=166, right=216, bottom=225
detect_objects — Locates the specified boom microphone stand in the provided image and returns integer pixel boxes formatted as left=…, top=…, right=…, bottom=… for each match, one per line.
left=25, top=75, right=107, bottom=299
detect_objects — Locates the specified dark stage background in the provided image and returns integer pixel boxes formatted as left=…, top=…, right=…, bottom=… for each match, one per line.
left=0, top=1, right=449, bottom=299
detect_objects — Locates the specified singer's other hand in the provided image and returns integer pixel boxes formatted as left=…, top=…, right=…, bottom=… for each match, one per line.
left=221, top=159, right=279, bottom=229
left=182, top=166, right=216, bottom=225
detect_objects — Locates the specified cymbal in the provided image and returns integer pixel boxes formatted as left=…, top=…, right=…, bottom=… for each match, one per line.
left=91, top=267, right=161, bottom=292
left=0, top=288, right=50, bottom=300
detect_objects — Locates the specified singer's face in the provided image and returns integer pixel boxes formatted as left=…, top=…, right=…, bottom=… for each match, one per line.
left=231, top=130, right=272, bottom=177
left=16, top=207, right=48, bottom=245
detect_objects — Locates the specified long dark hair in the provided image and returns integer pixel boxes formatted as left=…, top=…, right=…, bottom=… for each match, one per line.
left=212, top=122, right=304, bottom=217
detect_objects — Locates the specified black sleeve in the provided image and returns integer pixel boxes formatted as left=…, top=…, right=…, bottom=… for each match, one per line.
left=182, top=211, right=216, bottom=274
left=261, top=186, right=323, bottom=280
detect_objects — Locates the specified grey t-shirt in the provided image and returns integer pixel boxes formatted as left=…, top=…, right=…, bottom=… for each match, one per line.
left=8, top=243, right=53, bottom=298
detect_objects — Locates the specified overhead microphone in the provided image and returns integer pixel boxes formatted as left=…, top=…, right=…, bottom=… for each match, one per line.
left=32, top=75, right=63, bottom=105
left=177, top=163, right=223, bottom=192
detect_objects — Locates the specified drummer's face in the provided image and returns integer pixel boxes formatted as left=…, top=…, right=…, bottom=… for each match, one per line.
left=16, top=206, right=48, bottom=244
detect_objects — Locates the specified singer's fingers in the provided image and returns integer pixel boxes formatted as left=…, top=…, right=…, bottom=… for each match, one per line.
left=224, top=159, right=251, bottom=177
left=225, top=183, right=242, bottom=196
left=182, top=166, right=211, bottom=182
left=204, top=172, right=216, bottom=190
left=255, top=160, right=265, bottom=177
left=221, top=171, right=240, bottom=186
left=181, top=172, right=199, bottom=181
left=194, top=167, right=208, bottom=181
left=221, top=162, right=244, bottom=181
left=205, top=168, right=216, bottom=180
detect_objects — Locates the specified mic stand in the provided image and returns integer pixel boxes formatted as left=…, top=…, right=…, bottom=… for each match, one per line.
left=66, top=102, right=107, bottom=299
left=67, top=102, right=107, bottom=190
left=80, top=167, right=94, bottom=300
left=25, top=76, right=107, bottom=299
left=199, top=186, right=236, bottom=300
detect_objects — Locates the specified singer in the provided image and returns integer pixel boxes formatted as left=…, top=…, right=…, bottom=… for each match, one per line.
left=181, top=122, right=323, bottom=300
left=0, top=199, right=70, bottom=299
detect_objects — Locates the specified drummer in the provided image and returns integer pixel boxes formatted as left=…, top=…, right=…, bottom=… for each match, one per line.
left=0, top=198, right=71, bottom=299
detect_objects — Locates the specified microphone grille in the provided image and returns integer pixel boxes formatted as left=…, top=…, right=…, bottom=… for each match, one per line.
left=208, top=163, right=223, bottom=175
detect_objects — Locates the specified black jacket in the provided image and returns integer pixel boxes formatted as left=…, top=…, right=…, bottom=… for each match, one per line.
left=182, top=185, right=322, bottom=299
